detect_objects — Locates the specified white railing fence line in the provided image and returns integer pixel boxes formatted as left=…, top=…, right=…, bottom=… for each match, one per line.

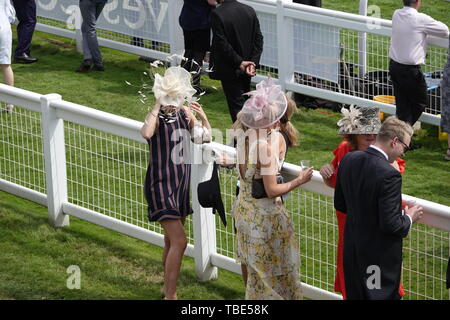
left=32, top=0, right=449, bottom=127
left=1, top=84, right=450, bottom=299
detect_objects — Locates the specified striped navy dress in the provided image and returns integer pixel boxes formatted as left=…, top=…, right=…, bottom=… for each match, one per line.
left=144, top=109, right=193, bottom=222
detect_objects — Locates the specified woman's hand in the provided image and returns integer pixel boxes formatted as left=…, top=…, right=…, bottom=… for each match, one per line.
left=320, top=164, right=334, bottom=180
left=189, top=101, right=207, bottom=121
left=297, top=167, right=313, bottom=186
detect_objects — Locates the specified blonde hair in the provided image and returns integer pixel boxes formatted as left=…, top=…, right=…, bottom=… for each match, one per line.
left=279, top=97, right=300, bottom=147
left=377, top=116, right=413, bottom=143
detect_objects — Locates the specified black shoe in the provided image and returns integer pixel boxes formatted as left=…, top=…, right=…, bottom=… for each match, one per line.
left=14, top=53, right=38, bottom=64
left=91, top=64, right=105, bottom=71
left=75, top=59, right=92, bottom=72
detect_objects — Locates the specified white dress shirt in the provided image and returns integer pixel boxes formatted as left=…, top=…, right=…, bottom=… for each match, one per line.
left=369, top=145, right=413, bottom=231
left=389, top=6, right=449, bottom=65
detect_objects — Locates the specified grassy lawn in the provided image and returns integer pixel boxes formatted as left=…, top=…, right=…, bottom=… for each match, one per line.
left=323, top=0, right=450, bottom=23
left=0, top=0, right=449, bottom=300
left=0, top=190, right=244, bottom=300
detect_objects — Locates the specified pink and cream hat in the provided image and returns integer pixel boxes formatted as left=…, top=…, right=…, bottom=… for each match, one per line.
left=239, top=78, right=287, bottom=129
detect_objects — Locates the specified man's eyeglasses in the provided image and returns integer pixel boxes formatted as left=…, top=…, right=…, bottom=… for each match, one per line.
left=397, top=137, right=410, bottom=153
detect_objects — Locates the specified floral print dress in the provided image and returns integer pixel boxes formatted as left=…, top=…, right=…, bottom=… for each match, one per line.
left=231, top=144, right=302, bottom=300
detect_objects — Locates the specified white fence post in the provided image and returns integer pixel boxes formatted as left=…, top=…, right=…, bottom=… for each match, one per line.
left=41, top=94, right=70, bottom=227
left=358, top=0, right=368, bottom=78
left=191, top=144, right=218, bottom=281
left=167, top=0, right=184, bottom=64
left=276, top=0, right=294, bottom=89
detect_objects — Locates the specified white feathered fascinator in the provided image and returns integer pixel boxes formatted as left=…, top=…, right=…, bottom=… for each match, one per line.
left=152, top=66, right=196, bottom=107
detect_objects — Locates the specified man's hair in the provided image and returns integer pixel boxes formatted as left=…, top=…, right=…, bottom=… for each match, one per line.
left=377, top=116, right=414, bottom=143
left=403, top=0, right=418, bottom=7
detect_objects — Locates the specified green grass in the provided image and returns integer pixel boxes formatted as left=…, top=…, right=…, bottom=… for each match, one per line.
left=0, top=190, right=244, bottom=300
left=1, top=0, right=449, bottom=300
left=323, top=0, right=450, bottom=24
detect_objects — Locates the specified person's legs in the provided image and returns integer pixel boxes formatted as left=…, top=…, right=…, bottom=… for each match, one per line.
left=131, top=37, right=144, bottom=47
left=221, top=76, right=251, bottom=123
left=160, top=218, right=187, bottom=300
left=408, top=67, right=428, bottom=125
left=1, top=65, right=14, bottom=113
left=1, top=65, right=14, bottom=86
left=182, top=28, right=210, bottom=92
left=12, top=0, right=37, bottom=58
left=390, top=61, right=413, bottom=124
left=80, top=0, right=106, bottom=68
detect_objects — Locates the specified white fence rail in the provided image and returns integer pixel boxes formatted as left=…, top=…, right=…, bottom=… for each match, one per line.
left=33, top=0, right=449, bottom=126
left=1, top=84, right=450, bottom=299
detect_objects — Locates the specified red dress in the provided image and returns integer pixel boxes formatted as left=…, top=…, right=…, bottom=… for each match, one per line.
left=329, top=141, right=406, bottom=299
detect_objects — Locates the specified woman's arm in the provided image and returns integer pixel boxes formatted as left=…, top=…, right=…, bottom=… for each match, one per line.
left=141, top=102, right=161, bottom=140
left=189, top=102, right=212, bottom=143
left=260, top=143, right=313, bottom=198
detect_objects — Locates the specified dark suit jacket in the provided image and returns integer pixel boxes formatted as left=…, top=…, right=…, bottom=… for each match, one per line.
left=334, top=147, right=411, bottom=300
left=293, top=0, right=322, bottom=6
left=209, top=0, right=263, bottom=80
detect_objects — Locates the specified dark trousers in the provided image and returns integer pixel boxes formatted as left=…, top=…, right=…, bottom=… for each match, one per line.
left=389, top=59, right=428, bottom=126
left=221, top=75, right=251, bottom=123
left=181, top=28, right=211, bottom=88
left=293, top=0, right=322, bottom=6
left=12, top=0, right=37, bottom=56
left=80, top=0, right=106, bottom=66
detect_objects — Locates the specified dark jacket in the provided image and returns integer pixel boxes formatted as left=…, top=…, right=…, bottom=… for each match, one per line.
left=179, top=0, right=215, bottom=31
left=293, top=0, right=321, bottom=6
left=334, top=147, right=411, bottom=300
left=209, top=0, right=263, bottom=80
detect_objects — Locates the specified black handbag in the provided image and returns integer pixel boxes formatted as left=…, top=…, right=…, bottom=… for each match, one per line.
left=251, top=175, right=283, bottom=199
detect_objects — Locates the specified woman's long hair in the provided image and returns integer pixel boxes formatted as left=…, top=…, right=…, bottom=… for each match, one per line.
left=279, top=97, right=300, bottom=147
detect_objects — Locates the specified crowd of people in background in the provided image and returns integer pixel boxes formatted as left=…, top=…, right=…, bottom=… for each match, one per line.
left=0, top=0, right=449, bottom=300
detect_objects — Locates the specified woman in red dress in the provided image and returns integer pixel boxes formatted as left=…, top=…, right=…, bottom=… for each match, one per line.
left=319, top=106, right=406, bottom=299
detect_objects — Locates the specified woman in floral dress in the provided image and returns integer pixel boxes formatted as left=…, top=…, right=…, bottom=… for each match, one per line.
left=231, top=78, right=313, bottom=299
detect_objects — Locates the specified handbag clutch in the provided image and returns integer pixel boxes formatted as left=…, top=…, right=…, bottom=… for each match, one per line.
left=251, top=175, right=283, bottom=199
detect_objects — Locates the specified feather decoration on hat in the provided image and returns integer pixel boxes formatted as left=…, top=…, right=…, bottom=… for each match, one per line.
left=337, top=105, right=362, bottom=133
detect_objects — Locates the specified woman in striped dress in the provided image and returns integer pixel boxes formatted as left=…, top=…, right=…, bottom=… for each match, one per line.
left=141, top=66, right=211, bottom=300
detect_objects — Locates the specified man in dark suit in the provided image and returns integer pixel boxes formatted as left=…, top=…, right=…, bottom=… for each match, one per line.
left=209, top=0, right=263, bottom=123
left=334, top=116, right=424, bottom=300
left=12, top=0, right=38, bottom=63
left=293, top=0, right=322, bottom=6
